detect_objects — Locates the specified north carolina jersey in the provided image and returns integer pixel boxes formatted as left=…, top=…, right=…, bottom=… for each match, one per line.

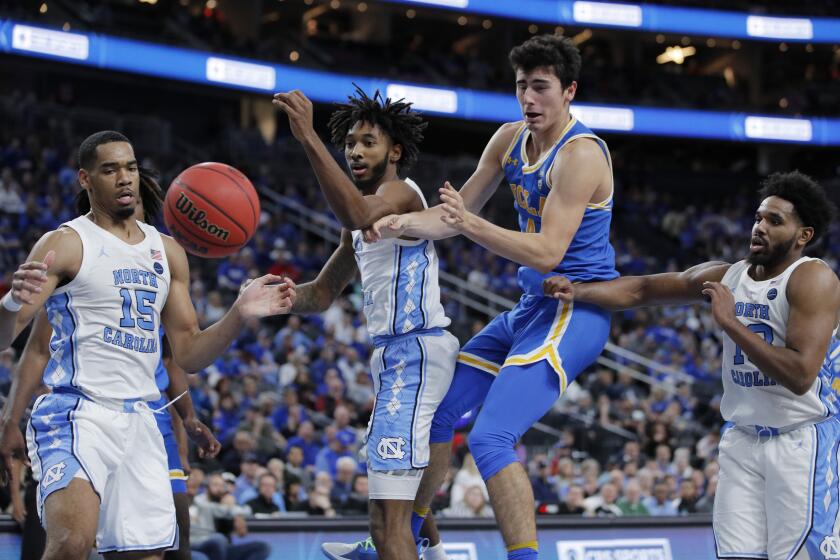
left=720, top=257, right=835, bottom=427
left=502, top=118, right=618, bottom=294
left=351, top=178, right=449, bottom=337
left=155, top=327, right=168, bottom=393
left=44, top=216, right=170, bottom=401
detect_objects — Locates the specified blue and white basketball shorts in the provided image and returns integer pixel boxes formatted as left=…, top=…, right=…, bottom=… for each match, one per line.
left=457, top=297, right=611, bottom=393
left=26, top=390, right=177, bottom=553
left=148, top=395, right=188, bottom=494
left=715, top=417, right=840, bottom=560
left=366, top=328, right=459, bottom=473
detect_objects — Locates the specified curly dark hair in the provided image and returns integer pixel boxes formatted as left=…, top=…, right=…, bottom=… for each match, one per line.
left=509, top=34, right=582, bottom=89
left=758, top=170, right=836, bottom=245
left=328, top=85, right=427, bottom=173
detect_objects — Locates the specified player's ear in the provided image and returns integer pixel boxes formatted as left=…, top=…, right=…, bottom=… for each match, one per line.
left=77, top=168, right=90, bottom=189
left=799, top=226, right=815, bottom=247
left=564, top=81, right=577, bottom=103
left=389, top=143, right=403, bottom=165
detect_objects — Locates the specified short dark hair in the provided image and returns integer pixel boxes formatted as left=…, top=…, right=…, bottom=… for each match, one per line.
left=77, top=130, right=131, bottom=169
left=509, top=34, right=582, bottom=89
left=328, top=85, right=428, bottom=172
left=758, top=171, right=836, bottom=245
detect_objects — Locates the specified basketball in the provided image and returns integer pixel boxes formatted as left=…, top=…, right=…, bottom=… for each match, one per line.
left=164, top=162, right=260, bottom=258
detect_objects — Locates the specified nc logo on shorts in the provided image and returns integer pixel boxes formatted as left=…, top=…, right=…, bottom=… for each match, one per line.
left=442, top=543, right=477, bottom=560
left=376, top=437, right=406, bottom=460
left=821, top=535, right=840, bottom=559
left=42, top=462, right=67, bottom=488
left=557, top=538, right=673, bottom=560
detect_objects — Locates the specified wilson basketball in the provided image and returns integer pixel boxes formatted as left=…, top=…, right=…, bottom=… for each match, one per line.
left=164, top=162, right=260, bottom=258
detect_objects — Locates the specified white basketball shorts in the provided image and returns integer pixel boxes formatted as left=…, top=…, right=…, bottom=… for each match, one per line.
left=714, top=417, right=840, bottom=560
left=26, top=390, right=177, bottom=553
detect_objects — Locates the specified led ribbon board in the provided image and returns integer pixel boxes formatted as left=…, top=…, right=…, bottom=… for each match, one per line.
left=393, top=0, right=840, bottom=42
left=2, top=19, right=838, bottom=145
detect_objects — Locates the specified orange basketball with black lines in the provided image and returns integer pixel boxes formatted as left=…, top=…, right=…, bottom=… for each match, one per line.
left=164, top=162, right=260, bottom=258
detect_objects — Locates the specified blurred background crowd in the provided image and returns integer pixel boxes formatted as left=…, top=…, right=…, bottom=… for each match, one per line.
left=1, top=0, right=839, bottom=535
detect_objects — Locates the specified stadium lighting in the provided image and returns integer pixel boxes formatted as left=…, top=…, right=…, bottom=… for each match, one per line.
left=656, top=45, right=696, bottom=64
left=39, top=3, right=47, bottom=14
left=138, top=0, right=158, bottom=4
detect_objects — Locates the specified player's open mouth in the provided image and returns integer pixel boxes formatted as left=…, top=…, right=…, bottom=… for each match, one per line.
left=117, top=192, right=134, bottom=205
left=750, top=236, right=767, bottom=251
left=525, top=112, right=542, bottom=120
left=350, top=164, right=367, bottom=177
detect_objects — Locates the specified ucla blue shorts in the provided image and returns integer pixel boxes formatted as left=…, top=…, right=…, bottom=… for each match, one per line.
left=148, top=396, right=187, bottom=494
left=458, top=297, right=610, bottom=392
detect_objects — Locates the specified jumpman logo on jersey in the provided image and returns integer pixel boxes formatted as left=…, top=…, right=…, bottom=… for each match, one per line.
left=98, top=245, right=110, bottom=258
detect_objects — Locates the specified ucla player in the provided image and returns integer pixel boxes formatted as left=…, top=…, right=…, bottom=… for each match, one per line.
left=273, top=87, right=458, bottom=560
left=0, top=130, right=294, bottom=560
left=366, top=35, right=616, bottom=559
left=545, top=171, right=840, bottom=559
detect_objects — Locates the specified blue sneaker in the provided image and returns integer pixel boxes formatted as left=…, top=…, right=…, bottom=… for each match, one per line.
left=321, top=536, right=429, bottom=559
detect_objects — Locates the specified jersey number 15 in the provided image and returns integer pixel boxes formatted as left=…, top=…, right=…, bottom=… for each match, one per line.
left=119, top=288, right=157, bottom=332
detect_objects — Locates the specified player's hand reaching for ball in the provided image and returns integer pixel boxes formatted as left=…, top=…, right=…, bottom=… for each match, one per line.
left=365, top=214, right=409, bottom=243
left=8, top=250, right=54, bottom=307
left=183, top=417, right=221, bottom=459
left=236, top=274, right=297, bottom=318
left=273, top=90, right=315, bottom=143
left=543, top=275, right=575, bottom=302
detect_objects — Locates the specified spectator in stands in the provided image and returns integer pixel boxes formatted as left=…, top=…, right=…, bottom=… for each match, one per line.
left=589, top=482, right=623, bottom=517
left=530, top=457, right=559, bottom=507
left=308, top=472, right=337, bottom=517
left=676, top=479, right=700, bottom=515
left=449, top=454, right=488, bottom=508
left=644, top=481, right=678, bottom=516
left=190, top=473, right=271, bottom=560
left=557, top=484, right=586, bottom=515
left=617, top=479, right=649, bottom=516
left=441, top=485, right=494, bottom=518
left=284, top=445, right=313, bottom=490
left=247, top=473, right=285, bottom=515
left=330, top=456, right=358, bottom=508
left=314, top=426, right=356, bottom=477
left=339, top=473, right=370, bottom=515
left=234, top=453, right=262, bottom=503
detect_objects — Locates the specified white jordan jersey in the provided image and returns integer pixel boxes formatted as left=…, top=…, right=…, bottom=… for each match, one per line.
left=44, top=216, right=170, bottom=401
left=351, top=178, right=450, bottom=337
left=720, top=257, right=834, bottom=427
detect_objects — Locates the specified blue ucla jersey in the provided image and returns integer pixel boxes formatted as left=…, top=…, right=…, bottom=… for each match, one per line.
left=155, top=327, right=168, bottom=393
left=502, top=118, right=618, bottom=294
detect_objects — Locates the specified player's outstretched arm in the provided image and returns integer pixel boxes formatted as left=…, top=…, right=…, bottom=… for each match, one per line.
left=291, top=230, right=358, bottom=314
left=163, top=336, right=220, bottom=459
left=161, top=236, right=295, bottom=373
left=273, top=90, right=421, bottom=229
left=366, top=122, right=519, bottom=242
left=0, top=310, right=51, bottom=485
left=544, top=261, right=731, bottom=310
left=0, top=228, right=81, bottom=350
left=436, top=138, right=608, bottom=273
left=703, top=260, right=840, bottom=395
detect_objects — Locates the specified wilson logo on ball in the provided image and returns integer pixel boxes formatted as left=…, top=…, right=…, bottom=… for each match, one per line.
left=174, top=191, right=231, bottom=241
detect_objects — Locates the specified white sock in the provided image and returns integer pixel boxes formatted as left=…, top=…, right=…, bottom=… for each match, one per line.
left=424, top=542, right=448, bottom=560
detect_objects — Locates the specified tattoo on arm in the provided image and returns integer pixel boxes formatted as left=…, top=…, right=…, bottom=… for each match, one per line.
left=292, top=242, right=357, bottom=314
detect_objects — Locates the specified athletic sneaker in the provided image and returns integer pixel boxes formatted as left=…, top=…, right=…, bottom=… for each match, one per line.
left=321, top=537, right=429, bottom=559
